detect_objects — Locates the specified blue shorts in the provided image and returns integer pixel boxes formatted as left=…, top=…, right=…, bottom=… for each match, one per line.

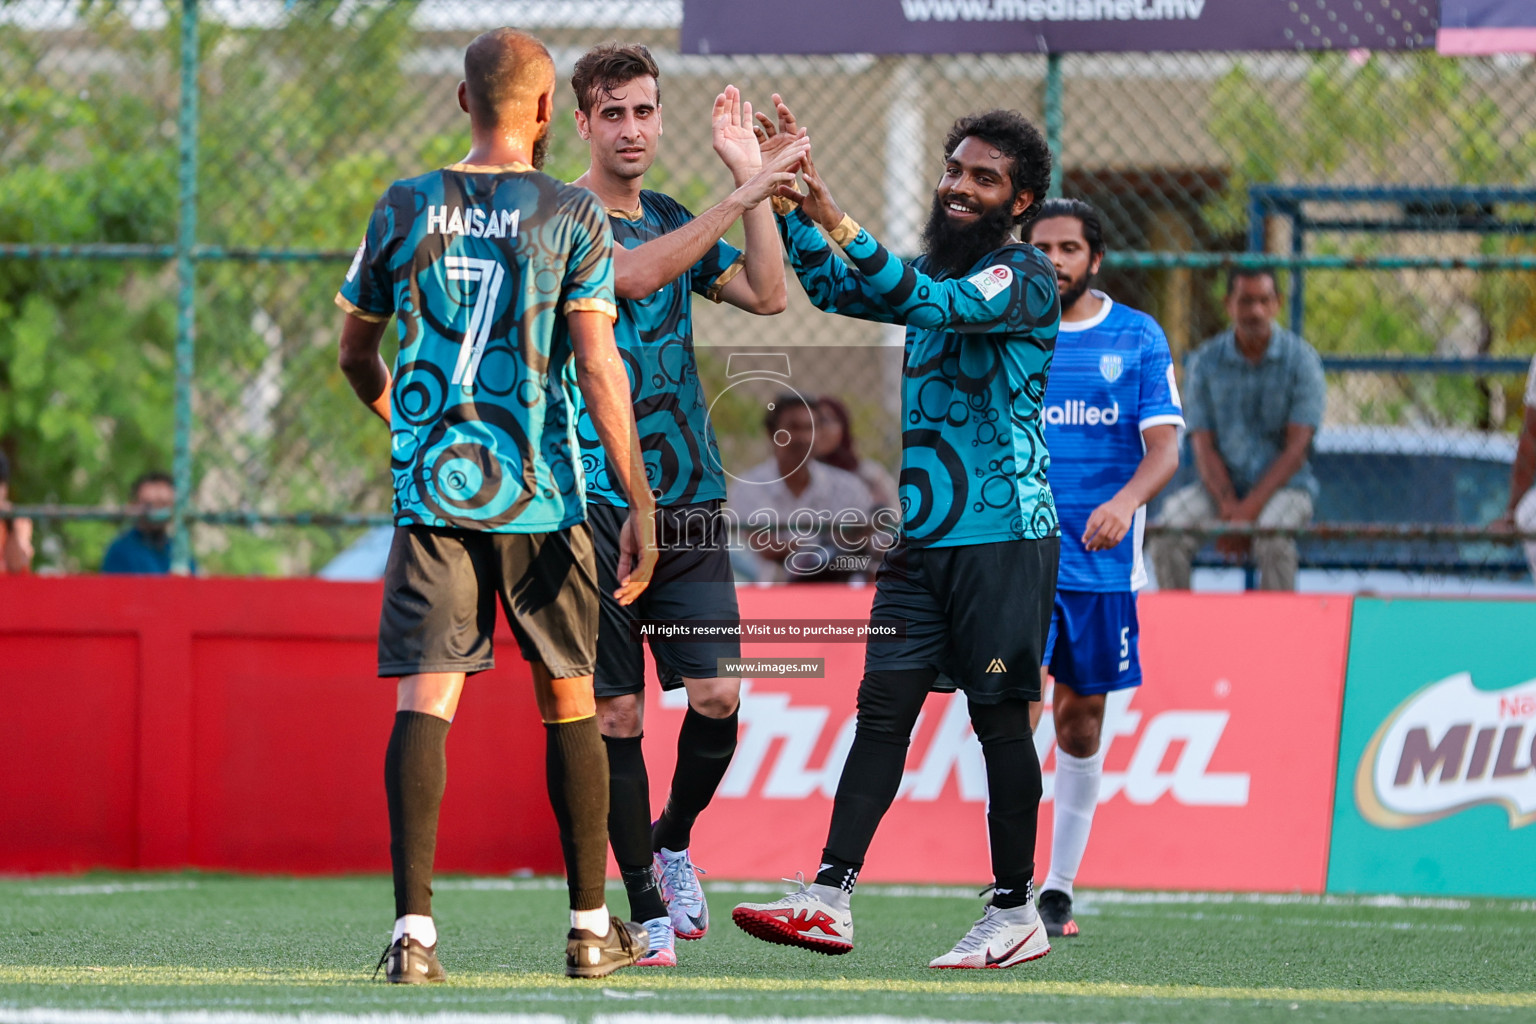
left=1044, top=589, right=1142, bottom=696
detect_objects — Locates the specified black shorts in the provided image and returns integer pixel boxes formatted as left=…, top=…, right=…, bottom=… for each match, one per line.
left=588, top=500, right=741, bottom=697
left=377, top=524, right=598, bottom=679
left=864, top=535, right=1059, bottom=703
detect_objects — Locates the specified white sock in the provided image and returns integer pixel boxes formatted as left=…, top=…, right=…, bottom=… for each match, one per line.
left=571, top=905, right=611, bottom=934
left=392, top=914, right=436, bottom=947
left=807, top=881, right=850, bottom=909
left=1042, top=747, right=1105, bottom=899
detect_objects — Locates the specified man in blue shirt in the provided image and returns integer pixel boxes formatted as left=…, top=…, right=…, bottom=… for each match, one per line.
left=1024, top=199, right=1182, bottom=939
left=1147, top=268, right=1326, bottom=591
left=733, top=103, right=1060, bottom=969
left=102, top=471, right=184, bottom=574
left=566, top=44, right=808, bottom=968
left=336, top=28, right=656, bottom=984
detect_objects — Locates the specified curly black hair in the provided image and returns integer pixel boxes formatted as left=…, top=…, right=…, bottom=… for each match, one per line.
left=942, top=110, right=1052, bottom=226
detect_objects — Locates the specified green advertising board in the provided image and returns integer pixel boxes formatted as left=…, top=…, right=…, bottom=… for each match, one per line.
left=1329, top=598, right=1536, bottom=897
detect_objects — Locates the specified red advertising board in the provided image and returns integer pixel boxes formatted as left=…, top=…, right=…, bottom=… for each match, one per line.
left=3, top=577, right=1350, bottom=892
left=641, top=589, right=1353, bottom=892
left=0, top=575, right=560, bottom=876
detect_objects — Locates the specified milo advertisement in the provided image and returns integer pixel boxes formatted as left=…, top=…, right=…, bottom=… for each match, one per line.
left=1329, top=598, right=1536, bottom=897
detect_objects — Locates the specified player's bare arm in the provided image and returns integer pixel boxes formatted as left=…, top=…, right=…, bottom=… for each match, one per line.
left=337, top=313, right=393, bottom=425
left=711, top=86, right=797, bottom=314
left=1081, top=423, right=1179, bottom=551
left=576, top=85, right=804, bottom=303
left=570, top=309, right=657, bottom=605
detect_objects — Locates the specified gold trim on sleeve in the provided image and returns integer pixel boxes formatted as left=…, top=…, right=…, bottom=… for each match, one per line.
left=705, top=255, right=746, bottom=303
left=334, top=293, right=390, bottom=323
left=565, top=297, right=619, bottom=321
left=770, top=196, right=798, bottom=217
left=444, top=161, right=534, bottom=174
left=829, top=215, right=862, bottom=247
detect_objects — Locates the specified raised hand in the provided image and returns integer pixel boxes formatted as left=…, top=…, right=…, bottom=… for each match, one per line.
left=712, top=85, right=762, bottom=178
left=753, top=92, right=804, bottom=163
left=736, top=133, right=810, bottom=210
left=774, top=151, right=844, bottom=233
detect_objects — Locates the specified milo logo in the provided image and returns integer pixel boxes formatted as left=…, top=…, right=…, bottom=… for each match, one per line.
left=1356, top=673, right=1536, bottom=829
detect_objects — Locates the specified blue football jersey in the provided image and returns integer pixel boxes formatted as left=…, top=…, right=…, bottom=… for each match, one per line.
left=575, top=190, right=741, bottom=507
left=1043, top=293, right=1184, bottom=591
left=337, top=162, right=616, bottom=533
left=778, top=208, right=1060, bottom=548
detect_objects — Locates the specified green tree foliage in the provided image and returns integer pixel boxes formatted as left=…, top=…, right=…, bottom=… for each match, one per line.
left=1204, top=52, right=1536, bottom=428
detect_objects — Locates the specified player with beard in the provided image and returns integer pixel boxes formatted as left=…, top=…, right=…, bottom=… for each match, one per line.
left=336, top=29, right=657, bottom=982
left=567, top=44, right=808, bottom=968
left=732, top=103, right=1061, bottom=969
left=1024, top=199, right=1182, bottom=937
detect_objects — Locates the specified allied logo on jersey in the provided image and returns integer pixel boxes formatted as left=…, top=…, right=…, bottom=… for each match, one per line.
left=986, top=658, right=1007, bottom=673
left=1099, top=353, right=1124, bottom=383
left=967, top=264, right=1014, bottom=301
left=1356, top=672, right=1536, bottom=829
left=1044, top=400, right=1121, bottom=426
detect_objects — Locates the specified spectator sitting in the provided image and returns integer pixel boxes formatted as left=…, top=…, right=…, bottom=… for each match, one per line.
left=729, top=393, right=875, bottom=582
left=1147, top=267, right=1326, bottom=591
left=1495, top=353, right=1536, bottom=579
left=814, top=395, right=899, bottom=515
left=0, top=452, right=35, bottom=574
left=103, top=470, right=192, bottom=575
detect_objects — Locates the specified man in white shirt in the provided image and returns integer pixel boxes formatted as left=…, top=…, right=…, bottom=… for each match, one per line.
left=729, top=393, right=875, bottom=581
left=1496, top=355, right=1536, bottom=579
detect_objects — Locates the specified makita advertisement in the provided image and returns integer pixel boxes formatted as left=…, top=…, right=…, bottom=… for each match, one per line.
left=682, top=0, right=1436, bottom=55
left=636, top=589, right=1351, bottom=892
left=1330, top=598, right=1536, bottom=897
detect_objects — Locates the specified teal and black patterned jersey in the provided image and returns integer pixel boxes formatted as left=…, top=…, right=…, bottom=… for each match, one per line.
left=337, top=162, right=616, bottom=534
left=778, top=207, right=1060, bottom=548
left=575, top=190, right=742, bottom=508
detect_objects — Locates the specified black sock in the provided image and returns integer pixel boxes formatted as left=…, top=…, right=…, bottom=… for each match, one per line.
left=815, top=669, right=934, bottom=893
left=603, top=733, right=668, bottom=923
left=384, top=710, right=450, bottom=920
left=545, top=718, right=610, bottom=913
left=652, top=705, right=738, bottom=853
left=968, top=698, right=1041, bottom=910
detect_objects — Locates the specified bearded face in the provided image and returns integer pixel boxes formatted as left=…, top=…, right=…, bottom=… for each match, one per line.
left=920, top=190, right=1019, bottom=279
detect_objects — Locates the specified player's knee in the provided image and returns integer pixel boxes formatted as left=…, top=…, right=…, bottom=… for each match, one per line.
left=684, top=676, right=740, bottom=718
left=596, top=695, right=643, bottom=737
left=967, top=697, right=1034, bottom=745
left=1054, top=716, right=1101, bottom=758
left=855, top=669, right=934, bottom=738
left=540, top=674, right=597, bottom=724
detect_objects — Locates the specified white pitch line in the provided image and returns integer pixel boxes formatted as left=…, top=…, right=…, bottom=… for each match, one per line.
left=0, top=1013, right=1054, bottom=1024
left=19, top=882, right=200, bottom=897
left=438, top=879, right=1534, bottom=912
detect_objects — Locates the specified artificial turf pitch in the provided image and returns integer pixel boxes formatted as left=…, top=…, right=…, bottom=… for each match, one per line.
left=1, top=874, right=1533, bottom=1023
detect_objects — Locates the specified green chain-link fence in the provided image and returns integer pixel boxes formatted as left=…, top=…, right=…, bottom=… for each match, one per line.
left=3, top=0, right=1535, bottom=583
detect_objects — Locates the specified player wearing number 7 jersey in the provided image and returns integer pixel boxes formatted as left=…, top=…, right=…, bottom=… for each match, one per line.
left=335, top=28, right=657, bottom=984
left=1023, top=199, right=1182, bottom=940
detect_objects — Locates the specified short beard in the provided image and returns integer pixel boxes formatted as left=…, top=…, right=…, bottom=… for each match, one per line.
left=920, top=192, right=1018, bottom=278
left=531, top=123, right=550, bottom=170
left=1058, top=271, right=1093, bottom=312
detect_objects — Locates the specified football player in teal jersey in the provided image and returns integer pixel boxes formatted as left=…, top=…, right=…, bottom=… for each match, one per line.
left=733, top=100, right=1061, bottom=969
left=336, top=28, right=656, bottom=983
left=566, top=44, right=808, bottom=967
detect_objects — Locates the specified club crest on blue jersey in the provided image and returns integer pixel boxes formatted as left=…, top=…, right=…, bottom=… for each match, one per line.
left=1099, top=353, right=1124, bottom=383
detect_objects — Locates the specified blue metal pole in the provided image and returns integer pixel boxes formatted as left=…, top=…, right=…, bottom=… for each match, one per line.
left=1045, top=52, right=1063, bottom=199
left=171, top=0, right=199, bottom=574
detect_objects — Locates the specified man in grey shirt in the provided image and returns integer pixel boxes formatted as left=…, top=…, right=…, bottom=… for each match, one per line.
left=1149, top=268, right=1326, bottom=591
